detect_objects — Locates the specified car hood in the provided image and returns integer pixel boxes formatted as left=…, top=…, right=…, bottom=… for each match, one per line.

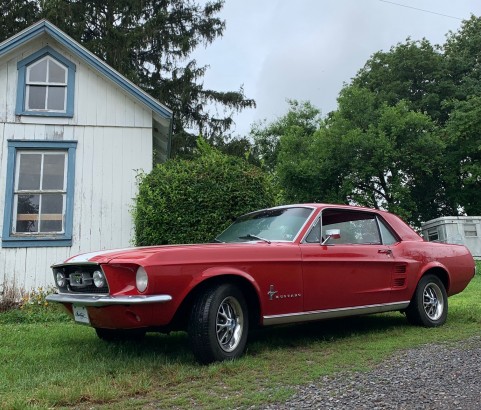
left=59, top=242, right=286, bottom=265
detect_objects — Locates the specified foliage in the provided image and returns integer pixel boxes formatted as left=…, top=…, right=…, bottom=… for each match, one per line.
left=352, top=38, right=451, bottom=124
left=275, top=91, right=447, bottom=225
left=250, top=100, right=322, bottom=172
left=133, top=138, right=276, bottom=245
left=443, top=96, right=481, bottom=214
left=0, top=287, right=70, bottom=324
left=0, top=0, right=255, bottom=157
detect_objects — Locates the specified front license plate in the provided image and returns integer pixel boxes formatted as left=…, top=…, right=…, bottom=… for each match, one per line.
left=73, top=305, right=90, bottom=324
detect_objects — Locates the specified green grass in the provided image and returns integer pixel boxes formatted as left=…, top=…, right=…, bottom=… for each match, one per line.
left=1, top=272, right=480, bottom=409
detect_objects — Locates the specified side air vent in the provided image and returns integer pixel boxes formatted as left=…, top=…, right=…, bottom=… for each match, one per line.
left=393, top=278, right=406, bottom=287
left=394, top=265, right=407, bottom=274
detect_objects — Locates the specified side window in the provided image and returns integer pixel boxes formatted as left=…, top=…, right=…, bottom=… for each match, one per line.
left=321, top=210, right=381, bottom=245
left=2, top=140, right=77, bottom=248
left=16, top=46, right=76, bottom=117
left=305, top=217, right=321, bottom=243
left=378, top=217, right=399, bottom=245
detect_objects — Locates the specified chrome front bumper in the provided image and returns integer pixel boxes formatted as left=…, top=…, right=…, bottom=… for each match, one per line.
left=46, top=293, right=172, bottom=307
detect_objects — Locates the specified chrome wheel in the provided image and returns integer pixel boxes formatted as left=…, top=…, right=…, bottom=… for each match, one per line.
left=189, top=283, right=249, bottom=363
left=216, top=296, right=244, bottom=352
left=423, top=282, right=444, bottom=321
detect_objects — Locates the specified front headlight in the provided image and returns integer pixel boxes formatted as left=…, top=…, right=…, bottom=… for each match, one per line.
left=93, top=270, right=106, bottom=288
left=136, top=267, right=148, bottom=293
left=55, top=271, right=66, bottom=287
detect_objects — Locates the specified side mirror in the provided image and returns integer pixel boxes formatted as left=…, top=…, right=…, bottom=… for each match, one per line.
left=322, top=229, right=341, bottom=245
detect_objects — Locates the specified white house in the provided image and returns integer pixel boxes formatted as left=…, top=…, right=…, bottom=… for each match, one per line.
left=421, top=216, right=481, bottom=260
left=0, top=20, right=173, bottom=297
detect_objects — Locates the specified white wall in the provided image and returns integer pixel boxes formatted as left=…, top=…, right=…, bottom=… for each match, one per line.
left=0, top=36, right=153, bottom=293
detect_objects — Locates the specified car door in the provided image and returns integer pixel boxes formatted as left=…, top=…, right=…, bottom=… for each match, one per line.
left=301, top=209, right=398, bottom=312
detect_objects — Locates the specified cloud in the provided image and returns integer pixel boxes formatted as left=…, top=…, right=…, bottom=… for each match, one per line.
left=194, top=0, right=481, bottom=136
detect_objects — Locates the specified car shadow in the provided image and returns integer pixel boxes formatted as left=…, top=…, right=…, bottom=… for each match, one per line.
left=246, top=313, right=410, bottom=355
left=56, top=313, right=410, bottom=365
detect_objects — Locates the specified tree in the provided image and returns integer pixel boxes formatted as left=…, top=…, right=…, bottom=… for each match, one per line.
left=352, top=38, right=452, bottom=124
left=133, top=139, right=276, bottom=245
left=250, top=100, right=322, bottom=172
left=275, top=88, right=447, bottom=226
left=0, top=0, right=39, bottom=39
left=0, top=0, right=255, bottom=156
left=444, top=15, right=481, bottom=101
left=443, top=96, right=481, bottom=215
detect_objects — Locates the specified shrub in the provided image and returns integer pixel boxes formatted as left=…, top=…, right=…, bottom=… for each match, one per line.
left=133, top=138, right=277, bottom=245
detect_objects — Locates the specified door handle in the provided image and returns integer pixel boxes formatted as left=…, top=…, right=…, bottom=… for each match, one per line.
left=378, top=249, right=392, bottom=255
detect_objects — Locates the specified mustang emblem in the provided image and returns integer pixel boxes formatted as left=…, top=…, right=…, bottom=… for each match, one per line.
left=268, top=285, right=301, bottom=300
left=267, top=285, right=278, bottom=300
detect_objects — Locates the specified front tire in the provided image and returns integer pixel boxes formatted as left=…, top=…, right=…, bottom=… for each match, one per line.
left=188, top=283, right=249, bottom=364
left=406, top=274, right=448, bottom=327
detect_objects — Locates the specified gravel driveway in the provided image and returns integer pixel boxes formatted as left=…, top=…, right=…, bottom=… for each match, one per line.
left=263, top=336, right=481, bottom=409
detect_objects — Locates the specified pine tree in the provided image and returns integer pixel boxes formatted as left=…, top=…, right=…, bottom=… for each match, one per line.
left=0, top=0, right=255, bottom=156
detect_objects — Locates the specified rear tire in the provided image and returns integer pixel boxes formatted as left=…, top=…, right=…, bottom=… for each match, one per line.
left=188, top=283, right=249, bottom=364
left=95, top=328, right=146, bottom=342
left=406, top=274, right=448, bottom=327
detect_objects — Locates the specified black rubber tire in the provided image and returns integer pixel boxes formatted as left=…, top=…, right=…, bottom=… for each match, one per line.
left=405, top=274, right=448, bottom=327
left=188, top=283, right=249, bottom=364
left=95, top=328, right=146, bottom=342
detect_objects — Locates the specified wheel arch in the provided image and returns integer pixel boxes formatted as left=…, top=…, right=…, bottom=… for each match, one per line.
left=420, top=264, right=450, bottom=293
left=170, top=274, right=261, bottom=331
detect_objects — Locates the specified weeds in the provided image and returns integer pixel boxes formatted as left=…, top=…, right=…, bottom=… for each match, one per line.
left=0, top=286, right=69, bottom=324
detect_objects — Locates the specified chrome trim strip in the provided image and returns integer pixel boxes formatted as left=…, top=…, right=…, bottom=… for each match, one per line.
left=46, top=293, right=172, bottom=307
left=263, top=301, right=410, bottom=326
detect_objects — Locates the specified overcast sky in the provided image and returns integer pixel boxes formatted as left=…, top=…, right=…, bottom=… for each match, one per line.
left=192, top=0, right=481, bottom=137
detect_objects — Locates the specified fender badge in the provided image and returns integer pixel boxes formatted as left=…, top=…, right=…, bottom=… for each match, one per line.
left=267, top=285, right=278, bottom=300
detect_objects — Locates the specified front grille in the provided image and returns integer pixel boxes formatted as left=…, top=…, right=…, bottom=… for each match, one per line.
left=53, top=264, right=109, bottom=294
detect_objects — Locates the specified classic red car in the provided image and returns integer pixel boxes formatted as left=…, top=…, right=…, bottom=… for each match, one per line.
left=47, top=204, right=475, bottom=363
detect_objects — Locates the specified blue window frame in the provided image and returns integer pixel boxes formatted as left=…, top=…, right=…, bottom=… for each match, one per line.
left=16, top=46, right=76, bottom=117
left=2, top=140, right=77, bottom=248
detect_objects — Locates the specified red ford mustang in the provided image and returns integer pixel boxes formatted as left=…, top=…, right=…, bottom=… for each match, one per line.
left=47, top=204, right=475, bottom=363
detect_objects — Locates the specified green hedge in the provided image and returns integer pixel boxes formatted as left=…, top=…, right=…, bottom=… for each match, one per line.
left=133, top=140, right=277, bottom=245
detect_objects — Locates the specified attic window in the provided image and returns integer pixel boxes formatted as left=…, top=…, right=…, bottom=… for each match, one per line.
left=16, top=46, right=76, bottom=118
left=26, top=56, right=67, bottom=112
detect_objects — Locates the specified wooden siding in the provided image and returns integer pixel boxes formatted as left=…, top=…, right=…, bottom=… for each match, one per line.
left=0, top=37, right=153, bottom=294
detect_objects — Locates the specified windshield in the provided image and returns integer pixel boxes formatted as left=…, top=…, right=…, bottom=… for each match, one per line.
left=216, top=207, right=313, bottom=243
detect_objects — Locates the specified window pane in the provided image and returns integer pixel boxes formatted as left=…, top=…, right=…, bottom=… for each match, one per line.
left=40, top=194, right=64, bottom=232
left=322, top=212, right=380, bottom=244
left=16, top=194, right=39, bottom=233
left=41, top=193, right=63, bottom=213
left=47, top=86, right=66, bottom=111
left=28, top=59, right=47, bottom=82
left=43, top=154, right=65, bottom=189
left=379, top=219, right=398, bottom=245
left=427, top=228, right=439, bottom=242
left=18, top=153, right=41, bottom=190
left=48, top=59, right=67, bottom=83
left=464, top=224, right=477, bottom=237
left=27, top=85, right=46, bottom=109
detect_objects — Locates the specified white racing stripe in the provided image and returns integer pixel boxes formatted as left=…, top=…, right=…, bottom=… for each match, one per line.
left=66, top=247, right=134, bottom=263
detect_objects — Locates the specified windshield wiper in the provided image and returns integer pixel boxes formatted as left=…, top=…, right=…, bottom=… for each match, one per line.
left=238, top=234, right=271, bottom=244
